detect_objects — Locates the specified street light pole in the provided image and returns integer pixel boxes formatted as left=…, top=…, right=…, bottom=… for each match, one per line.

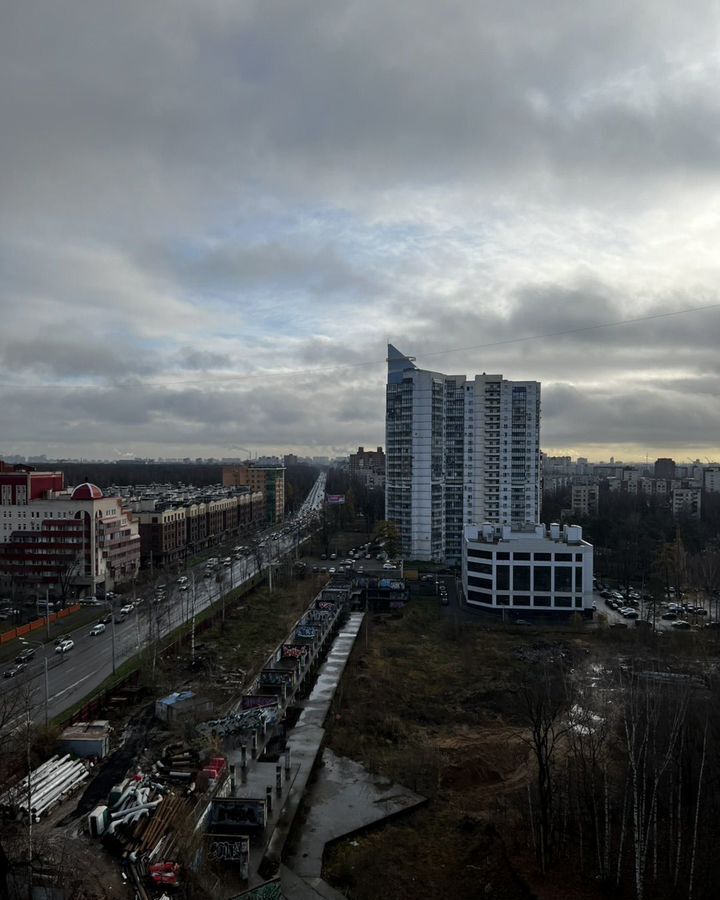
left=110, top=606, right=117, bottom=675
left=19, top=639, right=48, bottom=727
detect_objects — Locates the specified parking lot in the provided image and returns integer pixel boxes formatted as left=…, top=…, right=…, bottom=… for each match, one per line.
left=594, top=584, right=718, bottom=633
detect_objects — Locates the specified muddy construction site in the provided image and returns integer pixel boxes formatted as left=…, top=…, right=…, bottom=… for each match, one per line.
left=321, top=598, right=720, bottom=900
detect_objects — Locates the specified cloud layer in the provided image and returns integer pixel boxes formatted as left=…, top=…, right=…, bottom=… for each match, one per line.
left=2, top=1, right=720, bottom=460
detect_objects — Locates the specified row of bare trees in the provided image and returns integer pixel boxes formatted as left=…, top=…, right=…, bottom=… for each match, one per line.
left=518, top=656, right=719, bottom=899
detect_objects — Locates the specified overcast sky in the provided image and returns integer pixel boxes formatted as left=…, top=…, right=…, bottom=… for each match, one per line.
left=2, top=1, right=720, bottom=462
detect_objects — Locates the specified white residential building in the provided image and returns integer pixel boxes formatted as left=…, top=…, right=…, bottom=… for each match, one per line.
left=461, top=522, right=594, bottom=617
left=385, top=345, right=541, bottom=562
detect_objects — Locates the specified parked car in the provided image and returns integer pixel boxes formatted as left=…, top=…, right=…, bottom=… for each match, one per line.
left=671, top=620, right=691, bottom=630
left=4, top=663, right=26, bottom=678
left=55, top=639, right=74, bottom=653
left=120, top=603, right=134, bottom=615
left=328, top=567, right=336, bottom=574
left=90, top=623, right=106, bottom=636
left=661, top=612, right=678, bottom=621
left=382, top=562, right=396, bottom=570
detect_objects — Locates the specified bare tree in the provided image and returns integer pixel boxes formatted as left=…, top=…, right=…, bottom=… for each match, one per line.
left=518, top=661, right=575, bottom=874
left=620, top=669, right=688, bottom=900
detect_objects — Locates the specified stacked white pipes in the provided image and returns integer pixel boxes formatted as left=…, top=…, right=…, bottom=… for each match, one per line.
left=0, top=754, right=89, bottom=821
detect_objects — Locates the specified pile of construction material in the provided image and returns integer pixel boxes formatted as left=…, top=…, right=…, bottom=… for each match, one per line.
left=0, top=755, right=89, bottom=822
left=153, top=742, right=200, bottom=786
left=198, top=704, right=279, bottom=738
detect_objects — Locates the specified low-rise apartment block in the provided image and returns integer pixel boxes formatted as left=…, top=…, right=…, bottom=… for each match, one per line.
left=0, top=462, right=140, bottom=597
left=462, top=522, right=594, bottom=618
left=223, top=464, right=285, bottom=525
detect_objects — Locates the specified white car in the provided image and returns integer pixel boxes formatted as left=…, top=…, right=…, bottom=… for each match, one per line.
left=55, top=639, right=74, bottom=653
left=89, top=623, right=106, bottom=636
left=179, top=584, right=189, bottom=592
left=120, top=603, right=134, bottom=615
left=382, top=562, right=396, bottom=570
left=328, top=567, right=336, bottom=574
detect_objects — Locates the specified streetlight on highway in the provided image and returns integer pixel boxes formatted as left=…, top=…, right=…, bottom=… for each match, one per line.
left=19, top=638, right=49, bottom=727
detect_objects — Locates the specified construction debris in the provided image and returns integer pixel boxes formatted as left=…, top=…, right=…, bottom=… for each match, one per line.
left=0, top=755, right=89, bottom=822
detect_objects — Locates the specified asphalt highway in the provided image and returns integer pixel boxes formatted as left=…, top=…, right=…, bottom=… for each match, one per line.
left=0, top=473, right=327, bottom=725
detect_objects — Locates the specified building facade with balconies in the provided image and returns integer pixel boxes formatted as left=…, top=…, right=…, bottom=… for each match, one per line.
left=0, top=465, right=140, bottom=597
left=385, top=345, right=541, bottom=563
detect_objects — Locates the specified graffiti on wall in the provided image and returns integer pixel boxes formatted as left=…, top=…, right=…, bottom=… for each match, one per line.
left=295, top=625, right=316, bottom=639
left=241, top=694, right=278, bottom=709
left=281, top=644, right=307, bottom=659
left=206, top=834, right=250, bottom=877
left=259, top=670, right=293, bottom=686
left=210, top=798, right=266, bottom=830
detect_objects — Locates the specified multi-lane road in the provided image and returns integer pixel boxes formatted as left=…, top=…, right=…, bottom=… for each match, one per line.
left=0, top=473, right=327, bottom=725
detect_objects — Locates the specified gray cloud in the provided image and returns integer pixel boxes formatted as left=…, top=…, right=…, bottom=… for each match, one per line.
left=2, top=2, right=720, bottom=458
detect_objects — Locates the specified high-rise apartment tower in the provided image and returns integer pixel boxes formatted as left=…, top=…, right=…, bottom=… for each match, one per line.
left=385, top=344, right=541, bottom=562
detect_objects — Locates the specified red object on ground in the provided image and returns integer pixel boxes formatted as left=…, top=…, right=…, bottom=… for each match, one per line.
left=149, top=862, right=180, bottom=885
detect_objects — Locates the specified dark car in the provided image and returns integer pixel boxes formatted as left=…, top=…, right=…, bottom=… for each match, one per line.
left=15, top=647, right=35, bottom=664
left=100, top=612, right=113, bottom=624
left=441, top=595, right=450, bottom=606
left=4, top=663, right=26, bottom=678
left=661, top=612, right=678, bottom=621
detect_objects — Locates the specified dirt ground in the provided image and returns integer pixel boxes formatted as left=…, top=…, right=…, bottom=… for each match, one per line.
left=322, top=596, right=618, bottom=900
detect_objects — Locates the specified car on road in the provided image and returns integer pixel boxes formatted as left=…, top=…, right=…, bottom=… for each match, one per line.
left=55, top=639, right=74, bottom=653
left=4, top=663, right=26, bottom=678
left=382, top=562, right=396, bottom=570
left=120, top=603, right=134, bottom=615
left=15, top=647, right=35, bottom=662
left=89, top=623, right=106, bottom=636
left=99, top=612, right=113, bottom=624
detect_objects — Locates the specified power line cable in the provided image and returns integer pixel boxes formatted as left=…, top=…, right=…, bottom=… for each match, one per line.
left=3, top=301, right=719, bottom=390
